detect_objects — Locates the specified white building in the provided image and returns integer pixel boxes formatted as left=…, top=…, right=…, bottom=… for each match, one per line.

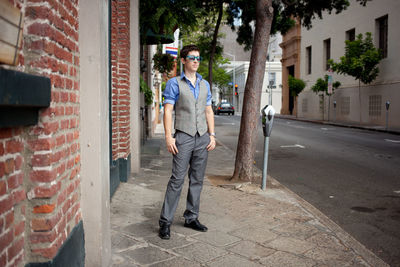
left=298, top=0, right=400, bottom=129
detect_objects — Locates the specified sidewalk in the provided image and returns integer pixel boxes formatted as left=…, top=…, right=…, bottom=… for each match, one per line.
left=275, top=114, right=400, bottom=135
left=110, top=124, right=388, bottom=267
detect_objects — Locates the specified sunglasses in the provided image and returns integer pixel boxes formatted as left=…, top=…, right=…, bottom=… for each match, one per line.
left=186, top=55, right=202, bottom=62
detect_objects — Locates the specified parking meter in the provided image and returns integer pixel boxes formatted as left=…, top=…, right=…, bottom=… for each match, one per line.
left=386, top=101, right=390, bottom=130
left=333, top=100, right=337, bottom=109
left=261, top=105, right=275, bottom=190
left=386, top=101, right=390, bottom=110
left=261, top=105, right=276, bottom=137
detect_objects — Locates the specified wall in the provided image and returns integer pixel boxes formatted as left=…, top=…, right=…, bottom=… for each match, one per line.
left=299, top=0, right=400, bottom=128
left=1, top=0, right=83, bottom=266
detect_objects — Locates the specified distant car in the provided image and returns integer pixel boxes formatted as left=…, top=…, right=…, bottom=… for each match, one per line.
left=215, top=103, right=234, bottom=115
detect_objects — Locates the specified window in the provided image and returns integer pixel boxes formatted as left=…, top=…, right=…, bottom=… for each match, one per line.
left=369, top=95, right=382, bottom=117
left=268, top=72, right=276, bottom=88
left=376, top=15, right=388, bottom=58
left=323, top=38, right=331, bottom=70
left=306, top=46, right=312, bottom=74
left=346, top=28, right=356, bottom=41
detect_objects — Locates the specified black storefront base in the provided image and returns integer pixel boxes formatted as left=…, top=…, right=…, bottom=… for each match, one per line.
left=26, top=220, right=85, bottom=267
left=110, top=154, right=131, bottom=198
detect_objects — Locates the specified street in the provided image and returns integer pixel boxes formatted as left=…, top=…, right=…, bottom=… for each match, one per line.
left=214, top=114, right=400, bottom=266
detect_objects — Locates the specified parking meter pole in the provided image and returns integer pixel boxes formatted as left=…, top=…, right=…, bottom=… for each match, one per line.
left=262, top=136, right=269, bottom=191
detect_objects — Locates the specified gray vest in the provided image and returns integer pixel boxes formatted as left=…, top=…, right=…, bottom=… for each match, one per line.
left=174, top=77, right=208, bottom=137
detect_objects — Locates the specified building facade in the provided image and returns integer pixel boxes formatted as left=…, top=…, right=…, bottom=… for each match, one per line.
left=297, top=0, right=400, bottom=129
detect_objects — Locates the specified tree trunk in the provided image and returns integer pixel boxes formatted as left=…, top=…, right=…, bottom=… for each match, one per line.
left=232, top=0, right=273, bottom=182
left=208, top=0, right=223, bottom=93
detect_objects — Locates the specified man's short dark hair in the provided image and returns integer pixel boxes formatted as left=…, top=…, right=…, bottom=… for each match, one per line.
left=180, top=44, right=200, bottom=59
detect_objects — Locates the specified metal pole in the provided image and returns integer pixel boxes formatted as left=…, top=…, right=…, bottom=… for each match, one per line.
left=179, top=39, right=183, bottom=74
left=261, top=136, right=269, bottom=190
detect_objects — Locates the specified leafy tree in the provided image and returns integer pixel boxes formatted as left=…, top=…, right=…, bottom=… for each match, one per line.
left=288, top=75, right=306, bottom=97
left=329, top=32, right=382, bottom=121
left=227, top=0, right=369, bottom=182
left=311, top=75, right=341, bottom=96
left=140, top=76, right=153, bottom=106
left=311, top=75, right=341, bottom=120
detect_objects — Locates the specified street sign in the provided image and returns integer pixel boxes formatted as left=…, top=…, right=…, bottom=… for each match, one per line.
left=327, top=68, right=333, bottom=94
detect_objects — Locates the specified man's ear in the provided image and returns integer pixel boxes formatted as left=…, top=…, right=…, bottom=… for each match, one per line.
left=180, top=58, right=185, bottom=65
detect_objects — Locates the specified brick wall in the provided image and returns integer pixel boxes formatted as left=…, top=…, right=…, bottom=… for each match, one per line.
left=111, top=0, right=131, bottom=161
left=0, top=0, right=81, bottom=265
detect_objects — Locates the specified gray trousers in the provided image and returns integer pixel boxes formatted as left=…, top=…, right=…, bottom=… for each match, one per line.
left=159, top=131, right=210, bottom=226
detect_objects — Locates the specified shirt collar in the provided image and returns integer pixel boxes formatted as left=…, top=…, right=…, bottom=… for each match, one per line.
left=180, top=72, right=203, bottom=82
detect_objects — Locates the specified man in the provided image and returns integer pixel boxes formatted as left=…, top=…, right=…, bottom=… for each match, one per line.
left=159, top=44, right=216, bottom=240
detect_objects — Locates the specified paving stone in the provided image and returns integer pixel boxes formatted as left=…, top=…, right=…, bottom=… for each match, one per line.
left=149, top=256, right=201, bottom=267
left=113, top=235, right=139, bottom=251
left=207, top=254, right=264, bottom=267
left=192, top=230, right=241, bottom=247
left=122, top=221, right=158, bottom=238
left=122, top=246, right=174, bottom=265
left=344, top=256, right=372, bottom=267
left=264, top=236, right=316, bottom=254
left=198, top=212, right=240, bottom=233
left=306, top=233, right=347, bottom=250
left=229, top=225, right=278, bottom=244
left=272, top=222, right=320, bottom=240
left=227, top=240, right=275, bottom=260
left=112, top=254, right=139, bottom=267
left=174, top=242, right=227, bottom=263
left=259, top=251, right=317, bottom=267
left=145, top=234, right=194, bottom=249
left=303, top=246, right=356, bottom=266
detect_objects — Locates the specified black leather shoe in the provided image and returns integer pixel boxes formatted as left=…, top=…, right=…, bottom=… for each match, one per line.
left=159, top=224, right=170, bottom=240
left=184, top=219, right=208, bottom=232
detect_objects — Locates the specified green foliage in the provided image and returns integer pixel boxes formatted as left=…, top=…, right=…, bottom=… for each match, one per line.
left=140, top=76, right=153, bottom=106
left=152, top=53, right=175, bottom=75
left=226, top=0, right=369, bottom=50
left=140, top=0, right=200, bottom=44
left=329, top=32, right=382, bottom=84
left=288, top=75, right=306, bottom=97
left=311, top=75, right=341, bottom=96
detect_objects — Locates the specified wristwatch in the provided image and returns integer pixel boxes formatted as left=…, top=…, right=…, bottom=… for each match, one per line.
left=209, top=132, right=216, bottom=137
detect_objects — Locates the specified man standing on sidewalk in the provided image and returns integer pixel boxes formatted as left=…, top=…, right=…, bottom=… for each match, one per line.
left=159, top=44, right=216, bottom=240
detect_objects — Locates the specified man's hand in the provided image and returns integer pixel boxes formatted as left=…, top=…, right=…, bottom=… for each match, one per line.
left=166, top=136, right=179, bottom=155
left=207, top=136, right=216, bottom=151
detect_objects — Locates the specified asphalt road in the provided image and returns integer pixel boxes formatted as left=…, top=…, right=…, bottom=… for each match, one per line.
left=214, top=114, right=400, bottom=266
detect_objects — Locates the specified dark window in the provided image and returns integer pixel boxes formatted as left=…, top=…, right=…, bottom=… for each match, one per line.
left=346, top=28, right=356, bottom=41
left=323, top=39, right=331, bottom=70
left=376, top=15, right=388, bottom=58
left=306, top=46, right=312, bottom=74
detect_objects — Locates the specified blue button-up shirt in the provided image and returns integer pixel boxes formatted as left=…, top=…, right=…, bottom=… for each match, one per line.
left=163, top=72, right=212, bottom=106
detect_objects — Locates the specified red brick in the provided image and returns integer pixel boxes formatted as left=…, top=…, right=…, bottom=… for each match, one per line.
left=26, top=5, right=52, bottom=20
left=31, top=211, right=61, bottom=232
left=28, top=138, right=55, bottom=151
left=56, top=134, right=66, bottom=147
left=7, top=236, right=24, bottom=263
left=30, top=169, right=57, bottom=183
left=30, top=229, right=57, bottom=244
left=0, top=230, right=13, bottom=252
left=5, top=211, right=14, bottom=230
left=14, top=156, right=23, bottom=170
left=12, top=189, right=26, bottom=205
left=32, top=239, right=59, bottom=259
left=0, top=143, right=4, bottom=156
left=14, top=221, right=24, bottom=237
left=0, top=181, right=6, bottom=196
left=57, top=188, right=67, bottom=206
left=62, top=199, right=71, bottom=214
left=7, top=173, right=24, bottom=190
left=0, top=195, right=13, bottom=215
left=0, top=128, right=13, bottom=139
left=31, top=153, right=52, bottom=167
left=32, top=181, right=61, bottom=198
left=9, top=251, right=23, bottom=267
left=0, top=252, right=5, bottom=267
left=0, top=162, right=5, bottom=177
left=33, top=204, right=55, bottom=214
left=4, top=159, right=15, bottom=175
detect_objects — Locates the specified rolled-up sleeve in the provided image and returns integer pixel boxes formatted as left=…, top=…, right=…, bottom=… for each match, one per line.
left=163, top=78, right=179, bottom=105
left=205, top=80, right=212, bottom=106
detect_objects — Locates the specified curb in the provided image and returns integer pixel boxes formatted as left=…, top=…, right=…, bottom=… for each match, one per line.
left=275, top=115, right=400, bottom=136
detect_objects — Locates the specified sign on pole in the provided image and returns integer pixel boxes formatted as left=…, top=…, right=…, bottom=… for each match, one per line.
left=327, top=68, right=333, bottom=95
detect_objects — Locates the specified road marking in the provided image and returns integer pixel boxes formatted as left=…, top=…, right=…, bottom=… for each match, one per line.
left=394, top=190, right=400, bottom=194
left=221, top=123, right=235, bottom=125
left=321, top=128, right=329, bottom=130
left=280, top=144, right=305, bottom=149
left=385, top=139, right=400, bottom=143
